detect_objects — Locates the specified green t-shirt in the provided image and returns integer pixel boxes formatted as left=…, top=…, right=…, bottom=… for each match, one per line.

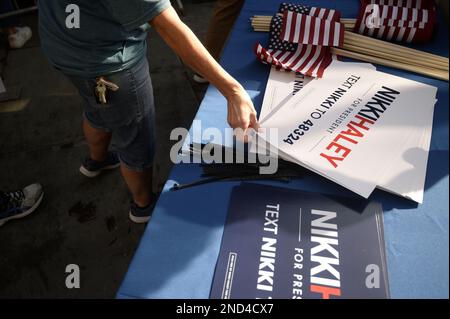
left=38, top=0, right=170, bottom=77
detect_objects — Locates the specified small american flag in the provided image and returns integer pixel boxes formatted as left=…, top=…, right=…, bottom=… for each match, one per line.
left=268, top=15, right=297, bottom=52
left=279, top=3, right=341, bottom=21
left=255, top=43, right=332, bottom=78
left=365, top=0, right=435, bottom=9
left=355, top=3, right=435, bottom=43
left=281, top=11, right=344, bottom=47
left=255, top=13, right=332, bottom=78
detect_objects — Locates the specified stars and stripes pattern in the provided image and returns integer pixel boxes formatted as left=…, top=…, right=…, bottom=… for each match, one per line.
left=355, top=2, right=436, bottom=43
left=268, top=15, right=297, bottom=52
left=281, top=11, right=344, bottom=47
left=254, top=43, right=332, bottom=78
left=254, top=3, right=344, bottom=78
left=365, top=0, right=435, bottom=9
left=278, top=3, right=341, bottom=21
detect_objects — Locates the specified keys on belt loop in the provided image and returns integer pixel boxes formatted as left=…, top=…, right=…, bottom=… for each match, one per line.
left=94, top=76, right=120, bottom=105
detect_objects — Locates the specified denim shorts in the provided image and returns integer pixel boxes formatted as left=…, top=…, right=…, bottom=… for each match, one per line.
left=66, top=58, right=155, bottom=171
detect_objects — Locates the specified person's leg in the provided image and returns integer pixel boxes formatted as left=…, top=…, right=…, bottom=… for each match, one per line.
left=82, top=118, right=111, bottom=162
left=70, top=57, right=156, bottom=222
left=193, top=0, right=244, bottom=83
left=103, top=57, right=156, bottom=222
left=120, top=165, right=153, bottom=208
left=204, top=0, right=245, bottom=61
left=79, top=119, right=119, bottom=177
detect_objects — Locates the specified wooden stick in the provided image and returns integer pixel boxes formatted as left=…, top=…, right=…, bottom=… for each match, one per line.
left=251, top=18, right=355, bottom=29
left=250, top=17, right=356, bottom=24
left=251, top=16, right=355, bottom=26
left=251, top=24, right=355, bottom=32
left=342, top=43, right=449, bottom=71
left=344, top=31, right=449, bottom=65
left=250, top=22, right=270, bottom=26
left=331, top=48, right=449, bottom=81
left=251, top=22, right=356, bottom=30
left=344, top=37, right=449, bottom=70
left=251, top=15, right=358, bottom=22
left=344, top=31, right=448, bottom=63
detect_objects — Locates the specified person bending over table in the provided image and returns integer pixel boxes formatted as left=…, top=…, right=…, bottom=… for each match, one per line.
left=38, top=1, right=259, bottom=223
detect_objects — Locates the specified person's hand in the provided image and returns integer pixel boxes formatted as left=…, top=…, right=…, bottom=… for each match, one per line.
left=151, top=7, right=259, bottom=137
left=226, top=87, right=259, bottom=140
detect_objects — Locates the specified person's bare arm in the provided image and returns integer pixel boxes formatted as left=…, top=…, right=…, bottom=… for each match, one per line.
left=150, top=6, right=258, bottom=132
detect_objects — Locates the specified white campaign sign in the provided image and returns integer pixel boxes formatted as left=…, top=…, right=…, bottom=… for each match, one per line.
left=256, top=61, right=437, bottom=201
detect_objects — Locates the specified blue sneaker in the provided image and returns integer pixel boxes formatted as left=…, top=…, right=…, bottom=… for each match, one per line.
left=79, top=152, right=120, bottom=178
left=129, top=202, right=155, bottom=224
left=0, top=183, right=44, bottom=227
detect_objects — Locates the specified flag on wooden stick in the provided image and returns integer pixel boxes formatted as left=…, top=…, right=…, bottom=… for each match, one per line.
left=255, top=13, right=333, bottom=78
left=278, top=3, right=341, bottom=21
left=354, top=1, right=436, bottom=43
left=254, top=4, right=342, bottom=78
left=281, top=11, right=345, bottom=47
left=364, top=0, right=435, bottom=9
left=254, top=43, right=332, bottom=78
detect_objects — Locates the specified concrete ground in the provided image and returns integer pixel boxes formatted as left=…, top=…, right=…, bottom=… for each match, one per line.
left=0, top=0, right=215, bottom=298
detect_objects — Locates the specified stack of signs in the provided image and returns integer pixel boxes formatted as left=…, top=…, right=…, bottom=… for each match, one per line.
left=210, top=183, right=389, bottom=299
left=251, top=60, right=437, bottom=203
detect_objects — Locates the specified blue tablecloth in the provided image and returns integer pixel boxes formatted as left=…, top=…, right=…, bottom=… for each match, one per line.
left=117, top=0, right=449, bottom=299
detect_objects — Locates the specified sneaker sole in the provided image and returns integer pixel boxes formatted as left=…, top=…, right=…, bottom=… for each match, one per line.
left=0, top=192, right=44, bottom=227
left=129, top=211, right=151, bottom=224
left=79, top=163, right=120, bottom=178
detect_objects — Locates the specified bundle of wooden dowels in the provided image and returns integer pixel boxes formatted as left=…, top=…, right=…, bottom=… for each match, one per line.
left=251, top=15, right=449, bottom=81
left=252, top=15, right=356, bottom=31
